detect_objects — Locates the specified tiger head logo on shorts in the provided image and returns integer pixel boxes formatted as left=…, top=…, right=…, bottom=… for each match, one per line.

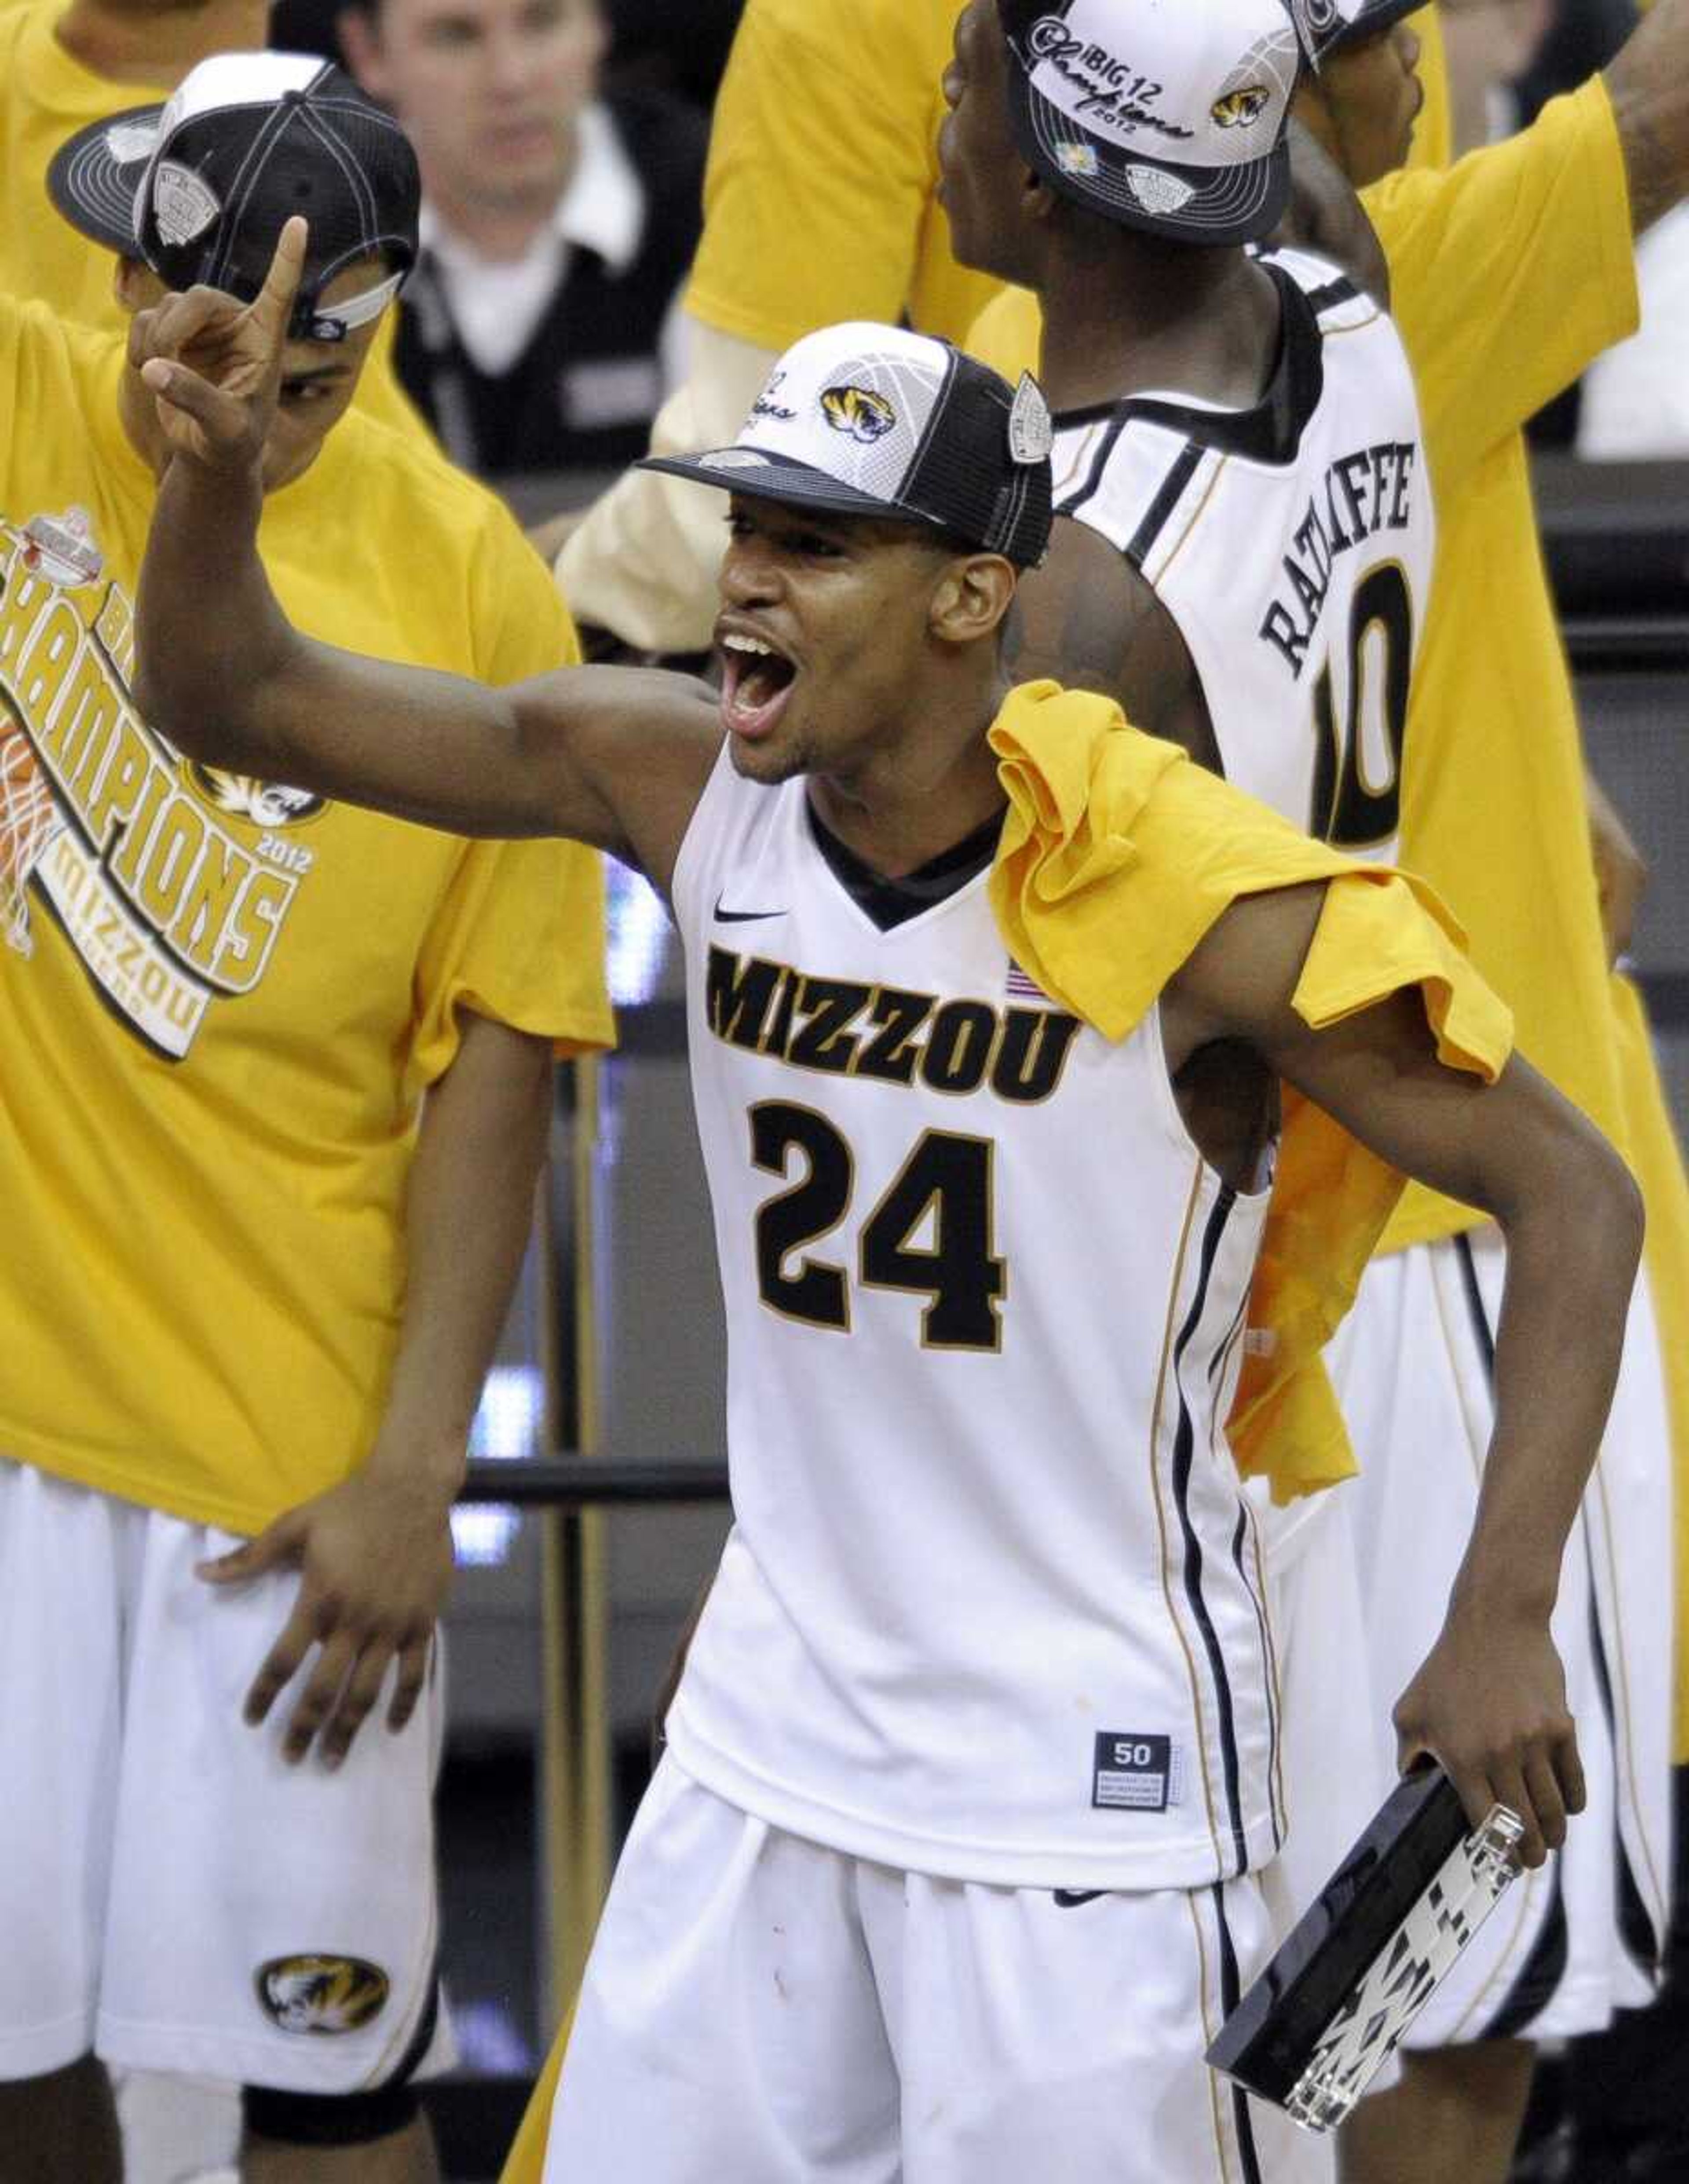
left=1210, top=85, right=1270, bottom=129
left=256, top=1954, right=391, bottom=2034
left=821, top=386, right=897, bottom=446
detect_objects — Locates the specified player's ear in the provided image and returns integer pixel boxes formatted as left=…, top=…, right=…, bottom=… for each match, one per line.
left=1024, top=170, right=1060, bottom=228
left=929, top=554, right=1018, bottom=648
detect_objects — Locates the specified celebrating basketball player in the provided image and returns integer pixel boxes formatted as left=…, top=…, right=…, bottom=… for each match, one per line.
left=128, top=212, right=1644, bottom=2179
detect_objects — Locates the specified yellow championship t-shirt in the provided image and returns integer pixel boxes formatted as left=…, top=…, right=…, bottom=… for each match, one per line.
left=685, top=0, right=999, bottom=349
left=0, top=295, right=613, bottom=1536
left=0, top=0, right=425, bottom=438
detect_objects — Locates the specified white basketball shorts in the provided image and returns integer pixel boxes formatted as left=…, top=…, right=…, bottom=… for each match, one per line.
left=1326, top=1228, right=1674, bottom=2045
left=544, top=1755, right=1333, bottom=2184
left=0, top=1458, right=448, bottom=2092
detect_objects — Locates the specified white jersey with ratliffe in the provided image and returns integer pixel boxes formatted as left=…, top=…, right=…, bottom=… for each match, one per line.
left=1052, top=248, right=1432, bottom=856
left=663, top=749, right=1286, bottom=1893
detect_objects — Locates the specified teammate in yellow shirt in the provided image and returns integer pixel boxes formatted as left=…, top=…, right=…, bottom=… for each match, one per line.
left=0, top=0, right=424, bottom=435
left=0, top=55, right=610, bottom=2184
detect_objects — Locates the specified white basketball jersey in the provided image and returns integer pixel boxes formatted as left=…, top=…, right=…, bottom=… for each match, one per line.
left=1052, top=249, right=1433, bottom=855
left=664, top=751, right=1286, bottom=1892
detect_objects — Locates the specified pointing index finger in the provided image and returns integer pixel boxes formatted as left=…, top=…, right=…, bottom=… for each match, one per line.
left=251, top=215, right=309, bottom=344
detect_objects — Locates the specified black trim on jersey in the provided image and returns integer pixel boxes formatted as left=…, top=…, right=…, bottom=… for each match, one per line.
left=1054, top=404, right=1135, bottom=519
left=1052, top=266, right=1327, bottom=487
left=1584, top=1551, right=1666, bottom=1979
left=1210, top=1287, right=1284, bottom=1846
left=805, top=800, right=1003, bottom=931
left=1301, top=273, right=1361, bottom=316
left=1172, top=1186, right=1251, bottom=1875
left=1454, top=1231, right=1496, bottom=1378
left=1211, top=1884, right=1267, bottom=2184
left=1124, top=441, right=1206, bottom=568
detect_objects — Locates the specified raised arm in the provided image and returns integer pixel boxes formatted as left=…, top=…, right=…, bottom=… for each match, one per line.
left=1167, top=882, right=1644, bottom=1866
left=131, top=222, right=720, bottom=891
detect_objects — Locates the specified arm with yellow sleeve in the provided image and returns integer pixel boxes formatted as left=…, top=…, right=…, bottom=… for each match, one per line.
left=1364, top=0, right=1689, bottom=490
left=554, top=0, right=1002, bottom=654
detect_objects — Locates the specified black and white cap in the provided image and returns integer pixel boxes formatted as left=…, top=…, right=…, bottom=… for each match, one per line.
left=1285, top=0, right=1423, bottom=69
left=1000, top=0, right=1301, bottom=247
left=641, top=323, right=1054, bottom=568
left=48, top=53, right=420, bottom=344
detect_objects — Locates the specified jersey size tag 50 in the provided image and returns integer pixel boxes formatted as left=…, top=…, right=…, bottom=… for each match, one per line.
left=1092, top=1732, right=1180, bottom=1812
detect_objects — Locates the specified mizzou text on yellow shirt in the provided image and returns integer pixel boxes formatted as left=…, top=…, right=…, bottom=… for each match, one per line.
left=0, top=294, right=613, bottom=1537
left=684, top=0, right=998, bottom=350
left=0, top=0, right=426, bottom=437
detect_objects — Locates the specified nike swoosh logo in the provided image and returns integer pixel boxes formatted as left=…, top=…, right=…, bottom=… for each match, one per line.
left=1052, top=1890, right=1107, bottom=1909
left=714, top=897, right=788, bottom=924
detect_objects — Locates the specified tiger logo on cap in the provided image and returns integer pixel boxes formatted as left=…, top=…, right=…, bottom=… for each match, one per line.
left=821, top=386, right=897, bottom=446
left=1211, top=85, right=1271, bottom=129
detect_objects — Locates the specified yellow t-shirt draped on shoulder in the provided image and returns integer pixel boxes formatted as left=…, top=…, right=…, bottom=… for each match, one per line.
left=0, top=0, right=427, bottom=438
left=987, top=682, right=1512, bottom=1501
left=685, top=0, right=1000, bottom=348
left=0, top=296, right=611, bottom=1536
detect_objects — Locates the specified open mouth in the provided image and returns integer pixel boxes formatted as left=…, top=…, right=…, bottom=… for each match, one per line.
left=720, top=630, right=799, bottom=741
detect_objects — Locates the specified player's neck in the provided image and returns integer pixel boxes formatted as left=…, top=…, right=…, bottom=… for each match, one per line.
left=1035, top=238, right=1281, bottom=415
left=56, top=0, right=270, bottom=88
left=805, top=687, right=1009, bottom=881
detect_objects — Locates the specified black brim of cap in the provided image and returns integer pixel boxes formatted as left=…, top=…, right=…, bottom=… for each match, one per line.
left=47, top=103, right=165, bottom=255
left=1010, top=74, right=1289, bottom=248
left=1323, top=0, right=1423, bottom=55
left=639, top=449, right=953, bottom=533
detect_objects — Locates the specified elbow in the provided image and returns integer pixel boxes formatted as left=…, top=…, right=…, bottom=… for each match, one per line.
left=1488, top=1104, right=1644, bottom=1280
left=1535, top=1122, right=1645, bottom=1282
left=130, top=654, right=178, bottom=747
left=132, top=643, right=214, bottom=762
left=1577, top=1115, right=1646, bottom=1269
